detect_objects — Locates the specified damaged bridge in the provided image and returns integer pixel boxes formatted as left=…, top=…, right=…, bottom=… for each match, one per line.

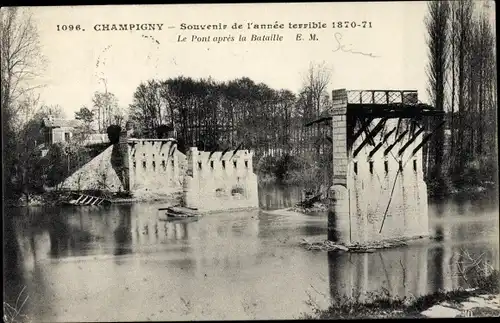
left=307, top=89, right=444, bottom=245
left=57, top=129, right=259, bottom=212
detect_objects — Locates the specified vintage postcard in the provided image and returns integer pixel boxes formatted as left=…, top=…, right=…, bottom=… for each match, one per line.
left=2, top=1, right=498, bottom=321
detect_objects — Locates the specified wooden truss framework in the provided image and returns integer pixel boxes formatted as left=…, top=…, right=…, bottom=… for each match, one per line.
left=304, top=90, right=445, bottom=159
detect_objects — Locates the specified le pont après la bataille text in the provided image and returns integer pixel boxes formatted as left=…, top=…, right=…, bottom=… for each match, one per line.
left=177, top=21, right=372, bottom=43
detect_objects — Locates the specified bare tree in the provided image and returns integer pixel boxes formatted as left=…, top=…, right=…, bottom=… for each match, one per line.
left=300, top=62, right=332, bottom=159
left=1, top=7, right=45, bottom=119
left=92, top=90, right=120, bottom=131
left=1, top=7, right=46, bottom=201
left=302, top=61, right=332, bottom=117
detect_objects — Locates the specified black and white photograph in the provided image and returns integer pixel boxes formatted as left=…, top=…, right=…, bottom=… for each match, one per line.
left=2, top=1, right=498, bottom=321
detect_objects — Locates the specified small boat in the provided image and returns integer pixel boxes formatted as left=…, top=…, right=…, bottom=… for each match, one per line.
left=158, top=206, right=201, bottom=221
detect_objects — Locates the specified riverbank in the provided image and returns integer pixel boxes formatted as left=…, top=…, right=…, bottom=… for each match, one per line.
left=427, top=179, right=498, bottom=199
left=300, top=235, right=430, bottom=253
left=5, top=190, right=183, bottom=207
left=5, top=178, right=497, bottom=209
left=302, top=270, right=499, bottom=319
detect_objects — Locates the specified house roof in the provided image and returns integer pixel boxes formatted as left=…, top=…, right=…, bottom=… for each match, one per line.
left=42, top=117, right=83, bottom=128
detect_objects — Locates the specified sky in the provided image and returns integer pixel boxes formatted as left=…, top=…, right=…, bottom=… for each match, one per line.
left=27, top=2, right=438, bottom=118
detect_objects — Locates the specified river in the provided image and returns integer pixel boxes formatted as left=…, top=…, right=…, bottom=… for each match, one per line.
left=3, top=184, right=499, bottom=321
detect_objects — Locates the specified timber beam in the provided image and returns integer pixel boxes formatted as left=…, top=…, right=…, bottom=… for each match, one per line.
left=351, top=118, right=373, bottom=145
left=384, top=129, right=408, bottom=156
left=207, top=147, right=218, bottom=160
left=169, top=143, right=177, bottom=158
left=229, top=142, right=243, bottom=160
left=220, top=147, right=230, bottom=160
left=398, top=126, right=426, bottom=157
left=353, top=118, right=388, bottom=158
left=394, top=118, right=402, bottom=138
left=368, top=127, right=397, bottom=159
left=410, top=121, right=446, bottom=158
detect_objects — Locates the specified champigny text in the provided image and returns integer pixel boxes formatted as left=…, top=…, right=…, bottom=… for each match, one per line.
left=93, top=23, right=164, bottom=31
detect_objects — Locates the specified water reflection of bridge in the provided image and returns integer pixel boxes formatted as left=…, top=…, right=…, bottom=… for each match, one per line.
left=328, top=241, right=498, bottom=301
left=4, top=198, right=498, bottom=321
left=328, top=213, right=499, bottom=301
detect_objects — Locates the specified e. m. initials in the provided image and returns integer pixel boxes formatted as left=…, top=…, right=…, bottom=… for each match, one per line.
left=295, top=33, right=318, bottom=41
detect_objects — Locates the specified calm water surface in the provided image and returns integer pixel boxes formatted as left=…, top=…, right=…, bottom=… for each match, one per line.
left=4, top=185, right=499, bottom=321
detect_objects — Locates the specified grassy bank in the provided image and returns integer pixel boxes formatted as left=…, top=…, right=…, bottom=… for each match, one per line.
left=302, top=268, right=499, bottom=319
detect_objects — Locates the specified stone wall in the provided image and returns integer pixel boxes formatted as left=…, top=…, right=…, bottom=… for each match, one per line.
left=56, top=136, right=260, bottom=208
left=182, top=147, right=259, bottom=212
left=329, top=89, right=429, bottom=244
left=348, top=118, right=428, bottom=243
left=127, top=139, right=186, bottom=198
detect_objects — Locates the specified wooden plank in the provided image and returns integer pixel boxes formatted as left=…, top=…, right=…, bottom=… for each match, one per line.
left=353, top=118, right=387, bottom=158
left=80, top=196, right=89, bottom=205
left=75, top=195, right=84, bottom=204
left=398, top=126, right=426, bottom=157
left=368, top=127, right=396, bottom=159
left=351, top=118, right=373, bottom=145
left=384, top=130, right=409, bottom=156
left=410, top=121, right=446, bottom=158
left=220, top=147, right=230, bottom=160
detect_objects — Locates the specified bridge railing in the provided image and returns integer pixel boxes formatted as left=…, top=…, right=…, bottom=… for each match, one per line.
left=346, top=90, right=419, bottom=105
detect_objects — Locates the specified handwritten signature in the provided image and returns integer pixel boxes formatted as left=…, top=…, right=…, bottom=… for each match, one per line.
left=332, top=32, right=379, bottom=58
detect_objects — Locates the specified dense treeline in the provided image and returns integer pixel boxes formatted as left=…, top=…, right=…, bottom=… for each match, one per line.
left=424, top=0, right=497, bottom=193
left=127, top=74, right=333, bottom=189
left=128, top=76, right=332, bottom=159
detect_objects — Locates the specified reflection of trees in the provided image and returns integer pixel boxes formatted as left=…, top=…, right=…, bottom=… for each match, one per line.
left=3, top=214, right=26, bottom=304
left=428, top=245, right=444, bottom=293
left=434, top=200, right=446, bottom=241
left=47, top=209, right=71, bottom=257
left=47, top=208, right=96, bottom=258
left=114, top=206, right=132, bottom=256
left=258, top=184, right=302, bottom=210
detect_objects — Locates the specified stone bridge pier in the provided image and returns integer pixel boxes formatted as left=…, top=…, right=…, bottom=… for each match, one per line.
left=326, top=89, right=444, bottom=245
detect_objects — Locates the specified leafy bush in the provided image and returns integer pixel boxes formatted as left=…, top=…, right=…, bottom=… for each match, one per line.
left=274, top=154, right=302, bottom=182
left=156, top=124, right=174, bottom=139
left=257, top=152, right=332, bottom=189
left=451, top=154, right=497, bottom=187
left=257, top=154, right=301, bottom=183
